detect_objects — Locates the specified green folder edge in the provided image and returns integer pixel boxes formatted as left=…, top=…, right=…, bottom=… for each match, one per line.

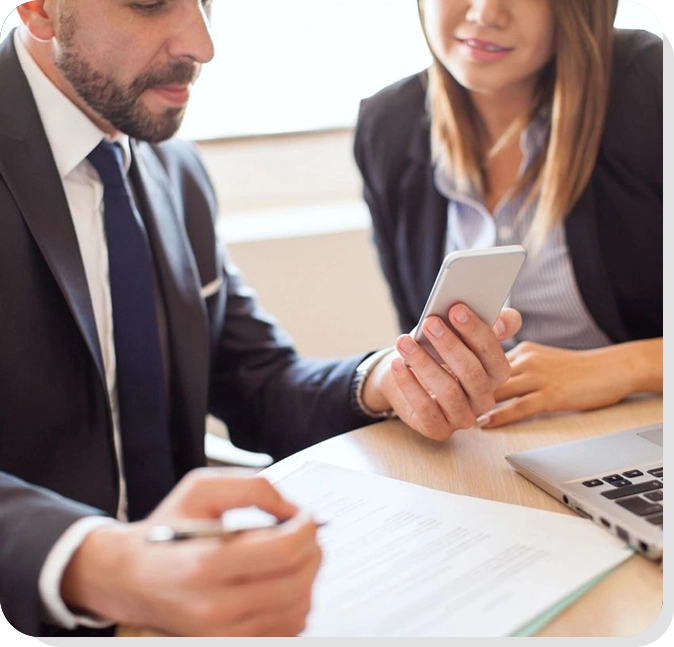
left=511, top=560, right=630, bottom=637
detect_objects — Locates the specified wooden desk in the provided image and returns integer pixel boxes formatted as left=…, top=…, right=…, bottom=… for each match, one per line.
left=120, top=396, right=663, bottom=637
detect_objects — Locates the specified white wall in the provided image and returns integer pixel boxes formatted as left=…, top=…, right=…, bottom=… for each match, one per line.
left=224, top=227, right=399, bottom=357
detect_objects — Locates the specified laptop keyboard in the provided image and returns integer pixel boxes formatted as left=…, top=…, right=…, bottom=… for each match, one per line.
left=582, top=467, right=663, bottom=529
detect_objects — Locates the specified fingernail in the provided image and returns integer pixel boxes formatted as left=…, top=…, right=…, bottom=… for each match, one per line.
left=390, top=357, right=403, bottom=372
left=452, top=306, right=469, bottom=325
left=398, top=336, right=417, bottom=355
left=494, top=319, right=506, bottom=337
left=476, top=413, right=491, bottom=428
left=424, top=318, right=444, bottom=338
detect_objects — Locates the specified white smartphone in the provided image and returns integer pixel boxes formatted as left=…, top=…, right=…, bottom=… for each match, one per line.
left=413, top=245, right=527, bottom=363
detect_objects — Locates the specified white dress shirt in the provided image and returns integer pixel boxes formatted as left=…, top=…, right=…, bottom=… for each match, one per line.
left=14, top=31, right=132, bottom=629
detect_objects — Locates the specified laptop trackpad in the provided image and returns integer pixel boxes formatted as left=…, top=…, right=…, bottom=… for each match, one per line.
left=638, top=427, right=663, bottom=447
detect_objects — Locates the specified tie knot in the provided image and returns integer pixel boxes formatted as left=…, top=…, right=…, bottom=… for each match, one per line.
left=87, top=140, right=126, bottom=189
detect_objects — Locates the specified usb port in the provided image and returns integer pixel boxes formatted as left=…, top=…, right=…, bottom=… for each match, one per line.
left=574, top=506, right=592, bottom=519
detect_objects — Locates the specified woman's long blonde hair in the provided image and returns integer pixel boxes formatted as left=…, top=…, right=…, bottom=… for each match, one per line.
left=418, top=0, right=619, bottom=250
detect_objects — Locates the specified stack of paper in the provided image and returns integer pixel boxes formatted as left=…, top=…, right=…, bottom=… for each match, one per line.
left=270, top=461, right=632, bottom=637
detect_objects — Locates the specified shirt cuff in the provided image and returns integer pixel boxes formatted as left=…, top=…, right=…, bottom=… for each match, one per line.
left=38, top=515, right=119, bottom=629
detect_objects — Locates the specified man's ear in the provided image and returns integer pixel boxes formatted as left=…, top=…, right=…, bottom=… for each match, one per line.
left=16, top=1, right=56, bottom=41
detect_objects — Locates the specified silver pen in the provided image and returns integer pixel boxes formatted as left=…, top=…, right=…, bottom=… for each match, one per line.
left=146, top=518, right=327, bottom=543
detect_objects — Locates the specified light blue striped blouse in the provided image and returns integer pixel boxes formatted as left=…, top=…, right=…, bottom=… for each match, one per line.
left=434, top=115, right=612, bottom=351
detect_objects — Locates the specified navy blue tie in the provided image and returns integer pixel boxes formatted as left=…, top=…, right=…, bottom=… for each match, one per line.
left=88, top=140, right=175, bottom=521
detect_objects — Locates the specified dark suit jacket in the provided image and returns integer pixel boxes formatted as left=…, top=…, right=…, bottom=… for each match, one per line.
left=0, top=34, right=372, bottom=636
left=354, top=29, right=663, bottom=342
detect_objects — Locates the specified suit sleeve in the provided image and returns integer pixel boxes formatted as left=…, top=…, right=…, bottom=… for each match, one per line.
left=590, top=30, right=663, bottom=338
left=0, top=471, right=105, bottom=636
left=207, top=248, right=374, bottom=460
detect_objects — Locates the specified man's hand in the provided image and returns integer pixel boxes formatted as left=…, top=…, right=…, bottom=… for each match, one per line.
left=362, top=305, right=522, bottom=440
left=60, top=469, right=322, bottom=636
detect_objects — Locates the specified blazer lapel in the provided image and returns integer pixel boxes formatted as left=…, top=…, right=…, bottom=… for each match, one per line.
left=129, top=142, right=210, bottom=470
left=0, top=36, right=105, bottom=383
left=399, top=114, right=448, bottom=323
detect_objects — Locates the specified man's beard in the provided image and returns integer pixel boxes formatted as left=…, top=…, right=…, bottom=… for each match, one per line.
left=55, top=18, right=198, bottom=142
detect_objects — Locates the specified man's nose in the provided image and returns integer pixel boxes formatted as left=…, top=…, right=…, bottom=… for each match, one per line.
left=168, top=2, right=215, bottom=63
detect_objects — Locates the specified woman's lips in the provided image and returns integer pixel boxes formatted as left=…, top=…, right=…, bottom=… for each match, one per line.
left=457, top=37, right=513, bottom=62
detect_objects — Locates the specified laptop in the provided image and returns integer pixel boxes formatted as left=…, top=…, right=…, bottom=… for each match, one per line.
left=505, top=422, right=663, bottom=560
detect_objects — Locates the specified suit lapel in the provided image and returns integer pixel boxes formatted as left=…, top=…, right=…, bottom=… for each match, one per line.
left=0, top=36, right=105, bottom=383
left=129, top=142, right=210, bottom=469
left=400, top=115, right=448, bottom=322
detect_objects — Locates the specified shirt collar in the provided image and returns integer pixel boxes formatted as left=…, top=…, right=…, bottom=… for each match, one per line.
left=13, top=30, right=132, bottom=178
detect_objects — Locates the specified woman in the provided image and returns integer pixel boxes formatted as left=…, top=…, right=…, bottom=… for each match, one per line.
left=354, top=0, right=662, bottom=427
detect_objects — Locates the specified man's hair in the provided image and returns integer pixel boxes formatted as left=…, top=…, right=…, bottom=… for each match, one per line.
left=418, top=0, right=619, bottom=251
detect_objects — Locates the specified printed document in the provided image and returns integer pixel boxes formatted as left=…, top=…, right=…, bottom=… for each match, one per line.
left=270, top=461, right=632, bottom=637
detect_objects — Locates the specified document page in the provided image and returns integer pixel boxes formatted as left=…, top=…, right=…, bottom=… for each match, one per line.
left=270, top=461, right=632, bottom=637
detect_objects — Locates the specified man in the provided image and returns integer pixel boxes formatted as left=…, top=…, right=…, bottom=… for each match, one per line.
left=0, top=0, right=520, bottom=637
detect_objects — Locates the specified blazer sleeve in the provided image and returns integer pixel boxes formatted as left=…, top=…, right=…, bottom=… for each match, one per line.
left=207, top=246, right=374, bottom=460
left=587, top=30, right=663, bottom=339
left=602, top=30, right=662, bottom=198
left=0, top=472, right=106, bottom=637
